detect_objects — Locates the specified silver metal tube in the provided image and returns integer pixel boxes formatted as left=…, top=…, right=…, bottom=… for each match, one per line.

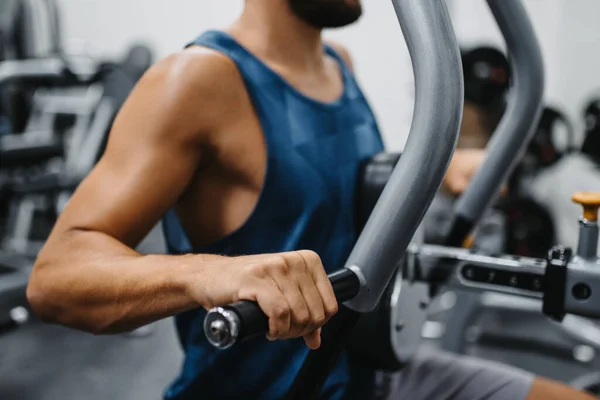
left=577, top=220, right=599, bottom=260
left=345, top=0, right=463, bottom=312
left=454, top=0, right=545, bottom=225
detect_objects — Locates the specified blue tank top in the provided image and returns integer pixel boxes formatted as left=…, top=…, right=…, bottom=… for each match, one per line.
left=162, top=31, right=385, bottom=400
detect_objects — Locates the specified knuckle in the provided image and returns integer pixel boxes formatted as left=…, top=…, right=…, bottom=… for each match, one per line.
left=293, top=252, right=311, bottom=273
left=272, top=303, right=291, bottom=320
left=298, top=250, right=320, bottom=264
left=303, top=251, right=324, bottom=273
left=326, top=302, right=339, bottom=317
left=307, top=250, right=322, bottom=263
left=283, top=251, right=301, bottom=265
left=276, top=259, right=290, bottom=275
left=248, top=263, right=268, bottom=278
left=295, top=311, right=311, bottom=326
left=269, top=327, right=280, bottom=338
left=313, top=314, right=326, bottom=327
left=269, top=255, right=289, bottom=273
left=275, top=254, right=287, bottom=265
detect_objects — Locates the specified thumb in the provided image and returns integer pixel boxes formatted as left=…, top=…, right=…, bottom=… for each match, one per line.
left=303, top=328, right=322, bottom=350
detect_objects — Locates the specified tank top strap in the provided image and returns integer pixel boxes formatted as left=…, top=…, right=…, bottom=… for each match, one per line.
left=323, top=44, right=349, bottom=74
left=188, top=30, right=247, bottom=63
left=322, top=43, right=360, bottom=100
left=188, top=30, right=281, bottom=88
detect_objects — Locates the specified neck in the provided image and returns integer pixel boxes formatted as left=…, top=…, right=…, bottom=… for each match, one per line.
left=231, top=3, right=325, bottom=71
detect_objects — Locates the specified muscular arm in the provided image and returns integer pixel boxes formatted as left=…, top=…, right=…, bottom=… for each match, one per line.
left=27, top=48, right=239, bottom=334
left=27, top=47, right=337, bottom=348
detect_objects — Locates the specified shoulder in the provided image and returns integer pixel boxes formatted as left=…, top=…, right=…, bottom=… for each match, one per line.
left=323, top=39, right=355, bottom=73
left=124, top=46, right=247, bottom=143
left=144, top=46, right=245, bottom=112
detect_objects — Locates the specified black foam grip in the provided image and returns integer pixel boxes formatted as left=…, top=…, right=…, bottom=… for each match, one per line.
left=217, top=269, right=361, bottom=345
left=226, top=300, right=268, bottom=340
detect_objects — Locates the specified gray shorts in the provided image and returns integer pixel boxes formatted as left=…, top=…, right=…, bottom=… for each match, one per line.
left=375, top=349, right=535, bottom=400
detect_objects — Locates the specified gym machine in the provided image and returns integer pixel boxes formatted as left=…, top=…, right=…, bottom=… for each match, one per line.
left=0, top=12, right=137, bottom=254
left=405, top=199, right=600, bottom=322
left=201, top=0, right=599, bottom=398
left=0, top=60, right=71, bottom=335
left=0, top=4, right=105, bottom=176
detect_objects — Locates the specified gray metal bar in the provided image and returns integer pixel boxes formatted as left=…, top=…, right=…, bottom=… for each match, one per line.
left=0, top=58, right=64, bottom=84
left=406, top=244, right=600, bottom=321
left=345, top=0, right=463, bottom=313
left=454, top=0, right=545, bottom=224
left=406, top=244, right=545, bottom=300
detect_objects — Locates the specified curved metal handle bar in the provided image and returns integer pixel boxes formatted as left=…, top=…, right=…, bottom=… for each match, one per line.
left=345, top=0, right=464, bottom=313
left=448, top=0, right=545, bottom=245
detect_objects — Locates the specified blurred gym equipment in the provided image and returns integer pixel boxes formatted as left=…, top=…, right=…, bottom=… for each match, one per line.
left=462, top=46, right=510, bottom=116
left=0, top=0, right=140, bottom=341
left=503, top=108, right=574, bottom=259
left=523, top=107, right=576, bottom=172
left=583, top=98, right=600, bottom=162
left=0, top=0, right=62, bottom=136
left=120, top=43, right=155, bottom=83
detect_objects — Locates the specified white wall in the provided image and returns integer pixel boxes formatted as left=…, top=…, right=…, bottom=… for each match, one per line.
left=56, top=0, right=600, bottom=149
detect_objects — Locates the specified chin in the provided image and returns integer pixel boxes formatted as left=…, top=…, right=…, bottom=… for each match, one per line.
left=289, top=0, right=364, bottom=29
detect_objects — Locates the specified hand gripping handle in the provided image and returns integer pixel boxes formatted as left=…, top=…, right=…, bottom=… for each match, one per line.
left=203, top=269, right=361, bottom=349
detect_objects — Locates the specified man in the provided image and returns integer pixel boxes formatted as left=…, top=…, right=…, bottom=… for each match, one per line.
left=27, top=1, right=594, bottom=399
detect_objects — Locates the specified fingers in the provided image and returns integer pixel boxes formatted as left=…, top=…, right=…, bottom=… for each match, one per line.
left=295, top=253, right=326, bottom=334
left=281, top=251, right=329, bottom=340
left=247, top=274, right=291, bottom=341
left=239, top=251, right=336, bottom=348
left=298, top=250, right=338, bottom=321
left=267, top=256, right=311, bottom=340
left=303, top=328, right=322, bottom=350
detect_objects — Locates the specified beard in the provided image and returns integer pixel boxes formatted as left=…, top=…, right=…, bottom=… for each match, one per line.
left=288, top=0, right=363, bottom=29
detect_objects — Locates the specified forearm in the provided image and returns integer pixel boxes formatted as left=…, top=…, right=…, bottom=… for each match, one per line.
left=28, top=230, right=216, bottom=334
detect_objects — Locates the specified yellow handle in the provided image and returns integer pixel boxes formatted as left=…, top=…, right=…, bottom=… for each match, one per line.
left=462, top=233, right=475, bottom=249
left=572, top=192, right=600, bottom=222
